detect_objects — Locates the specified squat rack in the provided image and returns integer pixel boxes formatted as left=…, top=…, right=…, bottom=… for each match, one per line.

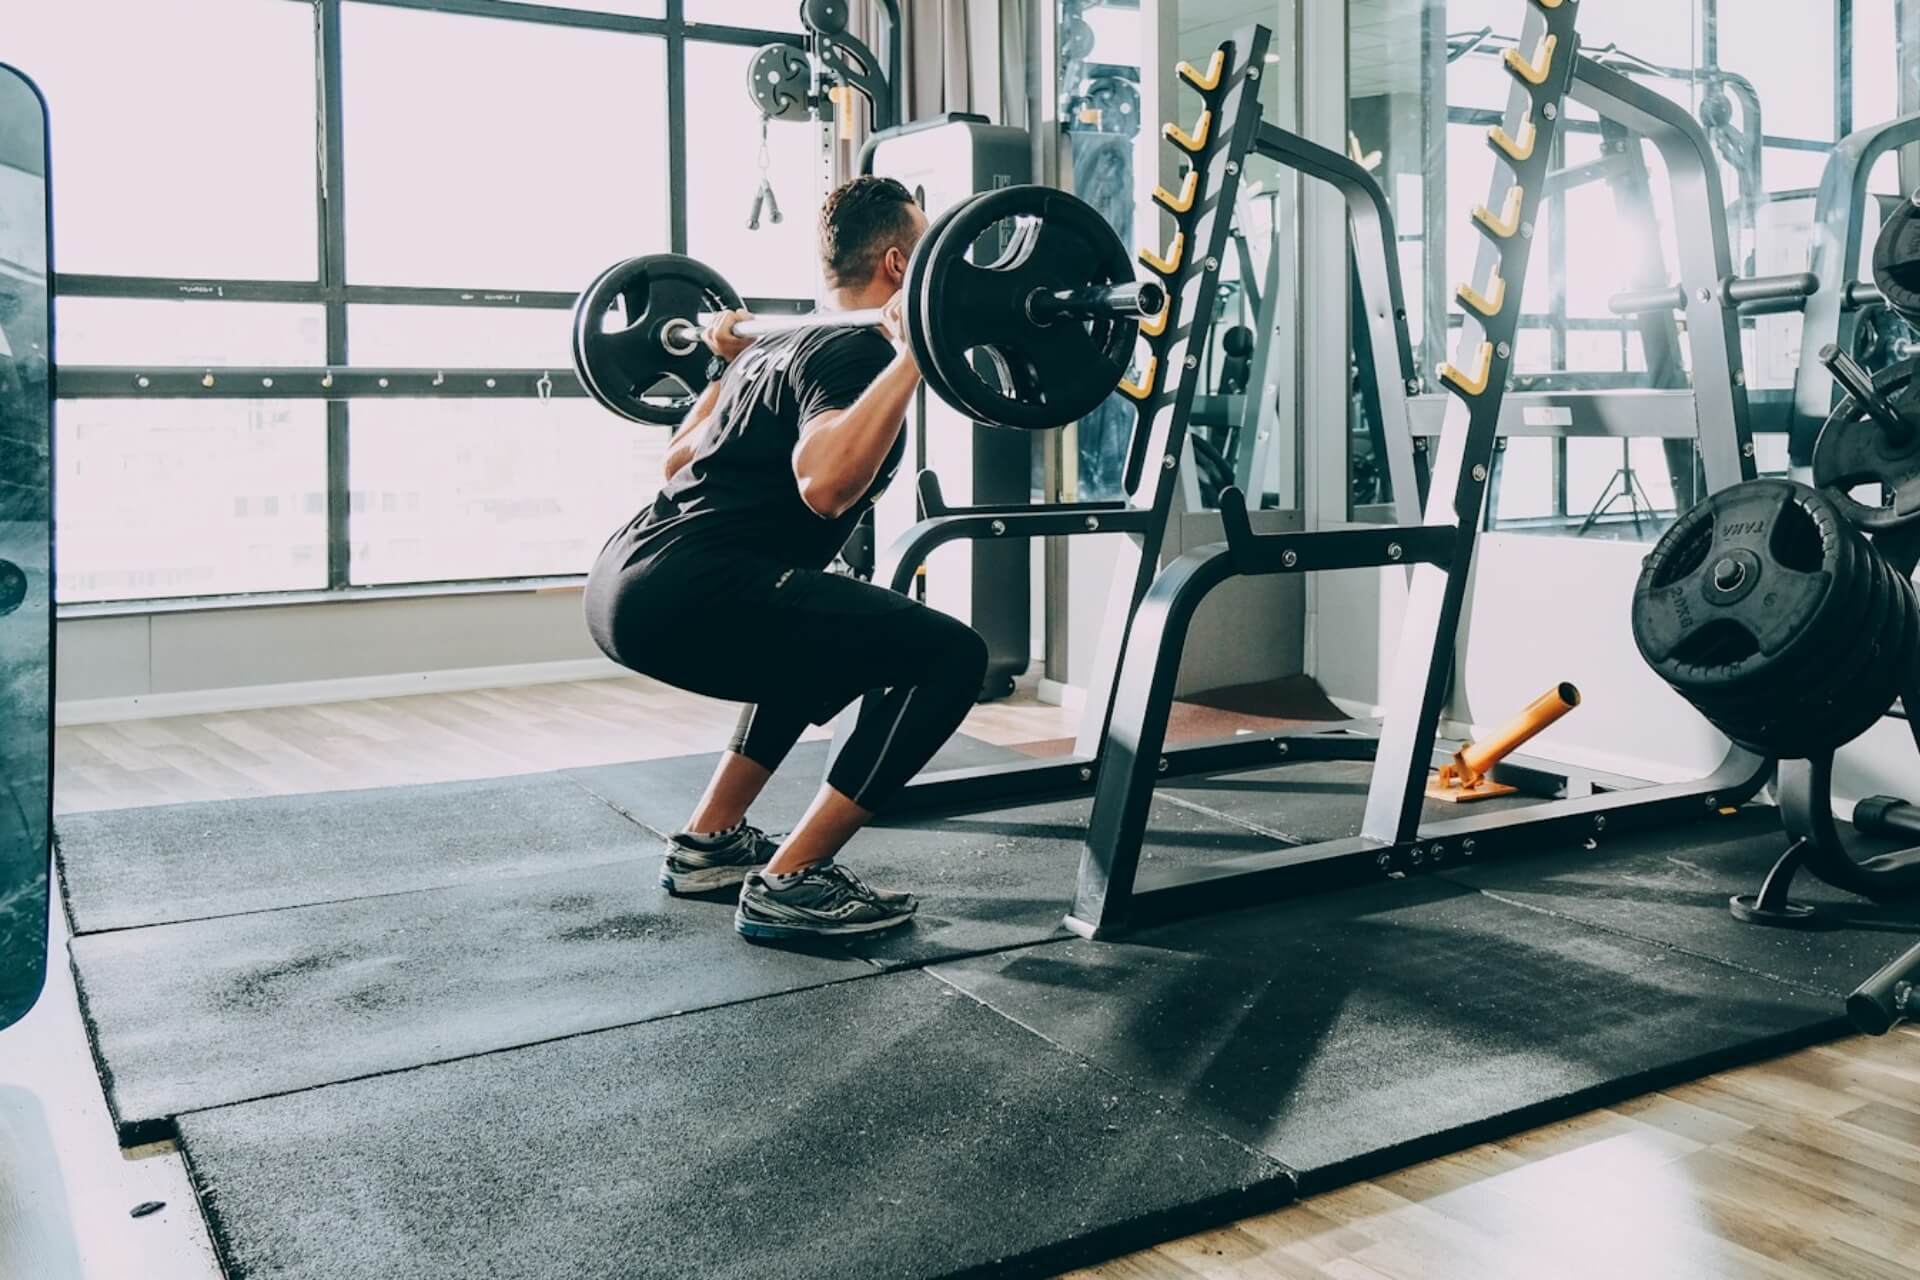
left=1069, top=0, right=1777, bottom=936
left=828, top=24, right=1287, bottom=812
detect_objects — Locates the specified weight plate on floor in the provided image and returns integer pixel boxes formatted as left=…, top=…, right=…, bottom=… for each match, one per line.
left=747, top=42, right=812, bottom=124
left=572, top=254, right=742, bottom=426
left=908, top=185, right=1139, bottom=431
left=1811, top=355, right=1920, bottom=532
left=1632, top=480, right=1853, bottom=697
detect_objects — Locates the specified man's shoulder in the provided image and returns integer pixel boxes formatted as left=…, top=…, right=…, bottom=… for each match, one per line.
left=792, top=322, right=894, bottom=371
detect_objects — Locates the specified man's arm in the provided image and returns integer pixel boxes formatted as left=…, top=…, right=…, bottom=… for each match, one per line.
left=660, top=379, right=723, bottom=481
left=660, top=309, right=755, bottom=481
left=791, top=293, right=920, bottom=519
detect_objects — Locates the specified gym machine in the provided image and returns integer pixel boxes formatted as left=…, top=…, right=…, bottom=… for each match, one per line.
left=1604, top=110, right=1920, bottom=467
left=1629, top=205, right=1920, bottom=932
left=745, top=0, right=902, bottom=136
left=865, top=116, right=1038, bottom=699
left=816, top=29, right=1416, bottom=814
left=1070, top=0, right=1779, bottom=937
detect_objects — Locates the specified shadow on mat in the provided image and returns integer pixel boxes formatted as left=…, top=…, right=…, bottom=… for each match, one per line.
left=942, top=880, right=1832, bottom=1162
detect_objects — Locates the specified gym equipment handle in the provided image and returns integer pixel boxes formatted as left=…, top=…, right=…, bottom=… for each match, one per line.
left=1818, top=344, right=1914, bottom=444
left=1456, top=682, right=1581, bottom=781
left=661, top=280, right=1166, bottom=354
left=1846, top=938, right=1920, bottom=1034
left=1607, top=271, right=1820, bottom=317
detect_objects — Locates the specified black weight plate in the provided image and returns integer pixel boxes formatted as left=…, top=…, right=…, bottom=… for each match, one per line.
left=1873, top=197, right=1920, bottom=324
left=910, top=185, right=1139, bottom=432
left=1631, top=480, right=1853, bottom=697
left=903, top=197, right=975, bottom=421
left=572, top=254, right=742, bottom=426
left=570, top=257, right=632, bottom=418
left=1679, top=526, right=1893, bottom=754
left=747, top=43, right=812, bottom=124
left=1811, top=356, right=1920, bottom=533
left=1763, top=544, right=1914, bottom=751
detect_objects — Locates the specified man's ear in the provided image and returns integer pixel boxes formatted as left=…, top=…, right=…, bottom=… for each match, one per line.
left=887, top=245, right=909, bottom=283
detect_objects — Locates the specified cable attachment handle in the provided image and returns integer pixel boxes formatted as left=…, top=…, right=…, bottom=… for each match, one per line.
left=748, top=116, right=783, bottom=230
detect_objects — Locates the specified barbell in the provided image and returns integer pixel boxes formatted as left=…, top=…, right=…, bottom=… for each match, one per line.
left=571, top=184, right=1164, bottom=433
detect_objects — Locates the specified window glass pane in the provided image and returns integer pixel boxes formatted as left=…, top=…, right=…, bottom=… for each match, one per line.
left=1717, top=1, right=1836, bottom=140
left=1853, top=1, right=1899, bottom=129
left=685, top=2, right=802, bottom=29
left=1079, top=8, right=1142, bottom=66
left=685, top=41, right=824, bottom=300
left=56, top=402, right=328, bottom=603
left=528, top=1, right=662, bottom=14
left=348, top=306, right=573, bottom=368
left=348, top=402, right=662, bottom=585
left=9, top=0, right=318, bottom=278
left=1493, top=440, right=1554, bottom=522
left=56, top=300, right=327, bottom=366
left=1762, top=146, right=1832, bottom=193
left=1577, top=5, right=1694, bottom=66
left=341, top=4, right=668, bottom=290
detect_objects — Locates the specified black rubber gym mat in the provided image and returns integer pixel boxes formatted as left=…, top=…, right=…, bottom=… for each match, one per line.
left=1437, top=806, right=1920, bottom=995
left=817, top=790, right=1279, bottom=967
left=567, top=733, right=1020, bottom=835
left=68, top=749, right=1275, bottom=1141
left=1165, top=757, right=1543, bottom=844
left=931, top=874, right=1839, bottom=1192
left=56, top=772, right=651, bottom=934
left=70, top=860, right=868, bottom=1144
left=175, top=972, right=1292, bottom=1280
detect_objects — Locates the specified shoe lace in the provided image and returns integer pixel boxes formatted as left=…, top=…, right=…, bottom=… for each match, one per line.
left=816, top=862, right=881, bottom=903
left=741, top=825, right=778, bottom=858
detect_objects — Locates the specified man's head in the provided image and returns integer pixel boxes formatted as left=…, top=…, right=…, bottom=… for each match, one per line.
left=818, top=176, right=928, bottom=295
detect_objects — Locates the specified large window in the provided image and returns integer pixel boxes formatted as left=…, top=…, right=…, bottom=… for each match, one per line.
left=1349, top=0, right=1906, bottom=535
left=16, top=0, right=813, bottom=605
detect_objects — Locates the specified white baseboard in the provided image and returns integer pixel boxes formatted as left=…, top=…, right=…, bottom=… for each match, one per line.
left=1035, top=678, right=1085, bottom=710
left=55, top=657, right=631, bottom=726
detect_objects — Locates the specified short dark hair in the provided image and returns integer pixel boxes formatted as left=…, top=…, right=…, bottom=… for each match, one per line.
left=818, top=176, right=920, bottom=288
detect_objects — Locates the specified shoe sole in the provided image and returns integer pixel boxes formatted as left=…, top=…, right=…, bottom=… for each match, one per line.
left=734, top=910, right=915, bottom=940
left=659, top=863, right=765, bottom=895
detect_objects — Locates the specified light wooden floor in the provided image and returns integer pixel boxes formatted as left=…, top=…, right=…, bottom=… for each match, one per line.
left=47, top=677, right=1920, bottom=1280
left=52, top=675, right=1080, bottom=814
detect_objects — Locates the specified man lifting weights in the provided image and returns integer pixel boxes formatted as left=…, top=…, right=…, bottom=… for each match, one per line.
left=585, top=176, right=988, bottom=942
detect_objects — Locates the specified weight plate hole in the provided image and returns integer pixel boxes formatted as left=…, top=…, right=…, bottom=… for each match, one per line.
left=1670, top=618, right=1759, bottom=668
left=1769, top=498, right=1825, bottom=572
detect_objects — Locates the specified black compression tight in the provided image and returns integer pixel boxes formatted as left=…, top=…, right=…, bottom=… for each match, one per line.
left=586, top=557, right=989, bottom=811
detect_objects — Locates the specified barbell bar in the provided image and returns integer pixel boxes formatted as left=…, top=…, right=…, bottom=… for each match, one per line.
left=657, top=279, right=1166, bottom=358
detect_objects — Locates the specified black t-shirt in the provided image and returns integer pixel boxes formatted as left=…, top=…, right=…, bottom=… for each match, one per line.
left=612, top=325, right=902, bottom=579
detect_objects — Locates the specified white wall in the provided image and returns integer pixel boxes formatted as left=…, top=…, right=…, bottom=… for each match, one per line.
left=56, top=588, right=617, bottom=722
